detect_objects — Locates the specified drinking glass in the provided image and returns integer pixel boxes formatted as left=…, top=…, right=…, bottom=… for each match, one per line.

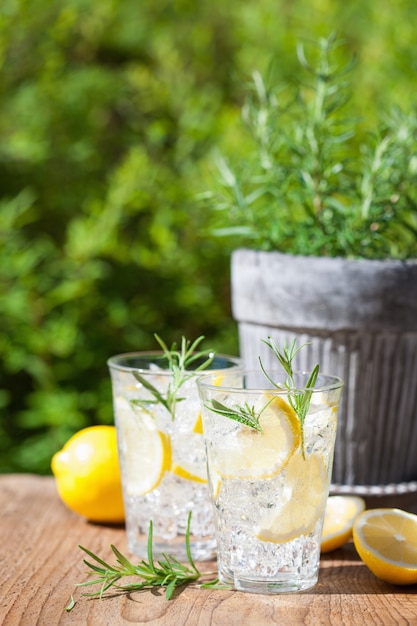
left=108, top=352, right=241, bottom=560
left=197, top=369, right=343, bottom=593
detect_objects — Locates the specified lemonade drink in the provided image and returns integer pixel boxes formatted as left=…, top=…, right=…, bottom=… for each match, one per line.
left=198, top=370, right=343, bottom=593
left=108, top=351, right=240, bottom=560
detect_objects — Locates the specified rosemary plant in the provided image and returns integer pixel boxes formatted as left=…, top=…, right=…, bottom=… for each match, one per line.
left=204, top=34, right=417, bottom=259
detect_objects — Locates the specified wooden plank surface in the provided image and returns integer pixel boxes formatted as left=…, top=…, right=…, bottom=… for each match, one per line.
left=1, top=474, right=416, bottom=625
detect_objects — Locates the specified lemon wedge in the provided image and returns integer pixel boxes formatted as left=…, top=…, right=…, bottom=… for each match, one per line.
left=353, top=508, right=417, bottom=585
left=255, top=452, right=328, bottom=543
left=321, top=495, right=366, bottom=553
left=116, top=398, right=171, bottom=497
left=213, top=395, right=301, bottom=480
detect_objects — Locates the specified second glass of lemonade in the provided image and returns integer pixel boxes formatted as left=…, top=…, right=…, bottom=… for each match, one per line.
left=198, top=369, right=343, bottom=593
left=108, top=350, right=241, bottom=560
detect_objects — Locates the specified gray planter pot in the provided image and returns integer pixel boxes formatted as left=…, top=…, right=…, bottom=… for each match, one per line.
left=231, top=248, right=417, bottom=496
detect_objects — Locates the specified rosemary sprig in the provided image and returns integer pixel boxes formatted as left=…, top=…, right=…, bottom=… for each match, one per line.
left=205, top=398, right=271, bottom=431
left=204, top=337, right=318, bottom=456
left=260, top=337, right=319, bottom=454
left=76, top=512, right=223, bottom=603
left=132, top=334, right=215, bottom=420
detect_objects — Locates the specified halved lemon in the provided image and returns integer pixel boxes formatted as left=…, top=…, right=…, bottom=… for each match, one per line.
left=353, top=508, right=417, bottom=585
left=213, top=395, right=301, bottom=480
left=256, top=452, right=328, bottom=543
left=116, top=398, right=171, bottom=497
left=321, top=495, right=366, bottom=553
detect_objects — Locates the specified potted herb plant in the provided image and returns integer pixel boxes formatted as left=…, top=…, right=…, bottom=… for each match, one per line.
left=203, top=35, right=417, bottom=496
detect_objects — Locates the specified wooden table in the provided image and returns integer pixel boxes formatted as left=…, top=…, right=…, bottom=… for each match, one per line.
left=1, top=474, right=417, bottom=625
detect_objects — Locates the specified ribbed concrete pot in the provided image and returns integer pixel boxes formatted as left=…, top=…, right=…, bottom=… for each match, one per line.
left=231, top=248, right=417, bottom=496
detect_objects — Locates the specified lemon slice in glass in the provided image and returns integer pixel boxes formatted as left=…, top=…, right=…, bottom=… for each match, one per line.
left=116, top=398, right=171, bottom=497
left=170, top=419, right=208, bottom=483
left=208, top=464, right=222, bottom=499
left=353, top=508, right=417, bottom=585
left=256, top=452, right=328, bottom=543
left=193, top=374, right=224, bottom=435
left=214, top=394, right=301, bottom=480
left=171, top=460, right=208, bottom=483
left=192, top=412, right=204, bottom=434
left=321, top=495, right=366, bottom=553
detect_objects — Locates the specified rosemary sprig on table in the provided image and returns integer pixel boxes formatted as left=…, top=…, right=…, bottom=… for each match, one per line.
left=132, top=334, right=215, bottom=420
left=73, top=512, right=225, bottom=606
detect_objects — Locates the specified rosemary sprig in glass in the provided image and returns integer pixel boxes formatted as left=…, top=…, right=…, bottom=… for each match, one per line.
left=73, top=512, right=225, bottom=606
left=205, top=398, right=270, bottom=431
left=131, top=334, right=215, bottom=420
left=205, top=338, right=319, bottom=455
left=259, top=338, right=319, bottom=454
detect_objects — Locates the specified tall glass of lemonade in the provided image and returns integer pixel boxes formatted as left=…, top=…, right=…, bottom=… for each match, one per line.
left=198, top=362, right=343, bottom=592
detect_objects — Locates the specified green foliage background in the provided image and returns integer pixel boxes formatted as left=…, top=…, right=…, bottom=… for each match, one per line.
left=1, top=0, right=417, bottom=473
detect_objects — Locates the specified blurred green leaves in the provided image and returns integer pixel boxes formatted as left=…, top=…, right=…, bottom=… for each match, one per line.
left=1, top=0, right=417, bottom=473
left=0, top=0, right=238, bottom=473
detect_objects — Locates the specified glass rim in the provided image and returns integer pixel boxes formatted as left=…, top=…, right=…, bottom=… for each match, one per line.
left=107, top=351, right=241, bottom=374
left=197, top=369, right=344, bottom=393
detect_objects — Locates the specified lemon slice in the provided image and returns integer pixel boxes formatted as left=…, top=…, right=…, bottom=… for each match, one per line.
left=192, top=375, right=224, bottom=435
left=170, top=422, right=208, bottom=483
left=321, top=495, right=366, bottom=553
left=208, top=465, right=222, bottom=499
left=116, top=398, right=171, bottom=497
left=214, top=395, right=301, bottom=480
left=192, top=413, right=204, bottom=434
left=171, top=460, right=208, bottom=483
left=256, top=452, right=328, bottom=543
left=353, top=508, right=417, bottom=585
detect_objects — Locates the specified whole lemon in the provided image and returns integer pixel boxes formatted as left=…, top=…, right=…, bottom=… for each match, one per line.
left=51, top=425, right=125, bottom=523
